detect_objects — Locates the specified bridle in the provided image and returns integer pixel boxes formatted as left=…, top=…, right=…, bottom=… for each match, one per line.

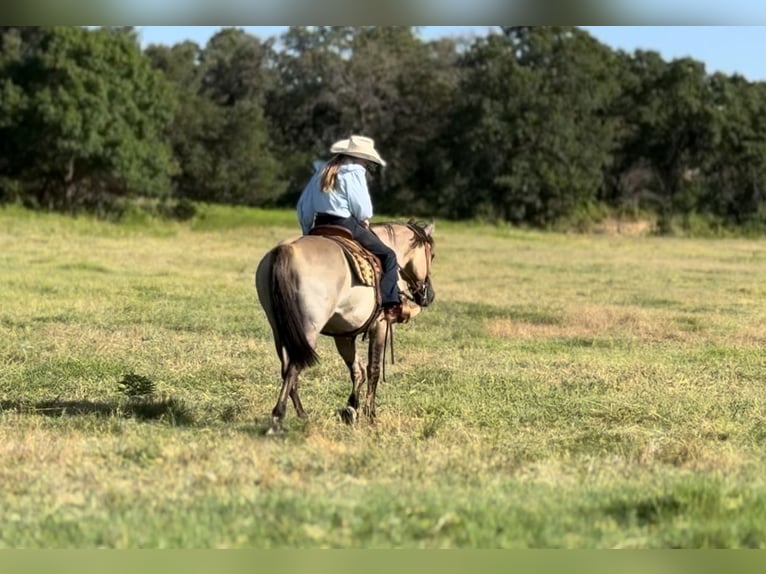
left=369, top=221, right=435, bottom=381
left=398, top=222, right=434, bottom=307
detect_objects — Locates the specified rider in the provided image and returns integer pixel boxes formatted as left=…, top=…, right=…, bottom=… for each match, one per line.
left=297, top=135, right=407, bottom=323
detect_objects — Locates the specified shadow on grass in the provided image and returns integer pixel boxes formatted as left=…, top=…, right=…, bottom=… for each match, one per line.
left=0, top=396, right=194, bottom=425
left=604, top=494, right=685, bottom=527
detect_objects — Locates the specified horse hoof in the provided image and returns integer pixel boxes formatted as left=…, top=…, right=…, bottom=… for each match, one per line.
left=266, top=418, right=285, bottom=435
left=362, top=411, right=377, bottom=424
left=338, top=406, right=357, bottom=425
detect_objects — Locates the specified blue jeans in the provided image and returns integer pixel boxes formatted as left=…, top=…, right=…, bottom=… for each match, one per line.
left=313, top=214, right=401, bottom=307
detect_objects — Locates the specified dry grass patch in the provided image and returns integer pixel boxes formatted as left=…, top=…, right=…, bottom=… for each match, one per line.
left=593, top=218, right=656, bottom=236
left=486, top=304, right=706, bottom=345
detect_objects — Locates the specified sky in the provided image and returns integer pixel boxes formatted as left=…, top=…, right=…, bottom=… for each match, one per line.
left=134, top=26, right=766, bottom=82
left=581, top=26, right=766, bottom=81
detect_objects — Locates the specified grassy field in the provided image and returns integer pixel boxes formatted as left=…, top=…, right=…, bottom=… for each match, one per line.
left=2, top=204, right=766, bottom=548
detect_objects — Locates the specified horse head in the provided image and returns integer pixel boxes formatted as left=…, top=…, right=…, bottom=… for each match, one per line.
left=398, top=220, right=436, bottom=309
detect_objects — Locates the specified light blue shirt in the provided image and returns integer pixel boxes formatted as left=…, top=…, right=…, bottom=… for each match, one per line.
left=296, top=163, right=374, bottom=234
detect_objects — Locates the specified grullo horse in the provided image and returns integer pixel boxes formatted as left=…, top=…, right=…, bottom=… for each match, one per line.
left=255, top=220, right=435, bottom=433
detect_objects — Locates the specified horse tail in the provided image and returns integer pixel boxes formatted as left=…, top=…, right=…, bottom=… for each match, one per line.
left=270, top=243, right=320, bottom=370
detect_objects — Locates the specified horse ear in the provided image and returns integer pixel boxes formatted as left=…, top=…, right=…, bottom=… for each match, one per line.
left=423, top=220, right=435, bottom=236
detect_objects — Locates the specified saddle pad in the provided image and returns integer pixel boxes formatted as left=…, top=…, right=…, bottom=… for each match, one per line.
left=318, top=234, right=380, bottom=288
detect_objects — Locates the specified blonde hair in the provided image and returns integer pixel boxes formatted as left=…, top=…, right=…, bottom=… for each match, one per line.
left=320, top=155, right=370, bottom=192
left=320, top=155, right=344, bottom=192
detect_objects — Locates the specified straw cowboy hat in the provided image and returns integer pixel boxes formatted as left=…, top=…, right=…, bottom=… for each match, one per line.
left=330, top=135, right=386, bottom=167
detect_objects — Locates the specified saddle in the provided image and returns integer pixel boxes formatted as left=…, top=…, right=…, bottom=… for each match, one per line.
left=308, top=225, right=382, bottom=301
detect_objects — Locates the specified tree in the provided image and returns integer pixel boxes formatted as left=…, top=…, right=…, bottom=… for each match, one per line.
left=146, top=28, right=282, bottom=206
left=264, top=26, right=461, bottom=212
left=266, top=26, right=357, bottom=153
left=344, top=27, right=461, bottom=214
left=612, top=52, right=715, bottom=229
left=0, top=26, right=177, bottom=212
left=700, top=74, right=766, bottom=226
left=445, top=27, right=620, bottom=225
left=199, top=27, right=275, bottom=107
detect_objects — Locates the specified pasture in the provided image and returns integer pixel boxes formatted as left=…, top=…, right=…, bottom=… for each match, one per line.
left=2, top=204, right=766, bottom=548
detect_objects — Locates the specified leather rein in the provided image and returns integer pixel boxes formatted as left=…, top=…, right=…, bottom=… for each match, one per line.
left=375, top=222, right=434, bottom=381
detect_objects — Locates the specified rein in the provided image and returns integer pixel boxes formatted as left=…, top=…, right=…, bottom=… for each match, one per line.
left=382, top=320, right=394, bottom=383
left=373, top=221, right=434, bottom=382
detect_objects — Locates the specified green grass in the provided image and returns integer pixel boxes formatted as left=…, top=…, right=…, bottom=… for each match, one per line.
left=2, top=205, right=766, bottom=548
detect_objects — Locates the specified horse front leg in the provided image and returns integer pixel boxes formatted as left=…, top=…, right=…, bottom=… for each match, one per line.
left=334, top=336, right=364, bottom=424
left=364, top=320, right=388, bottom=423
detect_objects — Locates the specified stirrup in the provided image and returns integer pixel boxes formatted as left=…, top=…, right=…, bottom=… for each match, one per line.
left=382, top=303, right=409, bottom=324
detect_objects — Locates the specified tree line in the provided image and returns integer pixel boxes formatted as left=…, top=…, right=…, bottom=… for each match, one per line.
left=2, top=25, right=766, bottom=231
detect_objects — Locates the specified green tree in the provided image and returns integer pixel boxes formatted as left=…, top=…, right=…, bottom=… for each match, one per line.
left=147, top=28, right=282, bottom=206
left=0, top=26, right=177, bottom=212
left=612, top=52, right=715, bottom=229
left=700, top=74, right=766, bottom=226
left=445, top=27, right=620, bottom=225
left=265, top=26, right=461, bottom=213
left=343, top=27, right=461, bottom=214
left=597, top=49, right=662, bottom=215
left=266, top=26, right=357, bottom=154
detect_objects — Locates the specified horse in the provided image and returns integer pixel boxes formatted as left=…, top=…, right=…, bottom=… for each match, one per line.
left=255, top=220, right=435, bottom=433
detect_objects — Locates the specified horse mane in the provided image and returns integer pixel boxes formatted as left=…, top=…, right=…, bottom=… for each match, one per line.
left=374, top=219, right=434, bottom=250
left=405, top=219, right=435, bottom=249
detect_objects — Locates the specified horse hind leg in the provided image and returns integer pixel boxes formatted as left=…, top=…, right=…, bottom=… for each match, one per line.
left=269, top=359, right=302, bottom=434
left=334, top=336, right=365, bottom=425
left=268, top=325, right=319, bottom=433
left=289, top=382, right=307, bottom=419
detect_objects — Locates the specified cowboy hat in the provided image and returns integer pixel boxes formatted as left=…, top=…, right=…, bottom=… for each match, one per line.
left=329, top=135, right=386, bottom=167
